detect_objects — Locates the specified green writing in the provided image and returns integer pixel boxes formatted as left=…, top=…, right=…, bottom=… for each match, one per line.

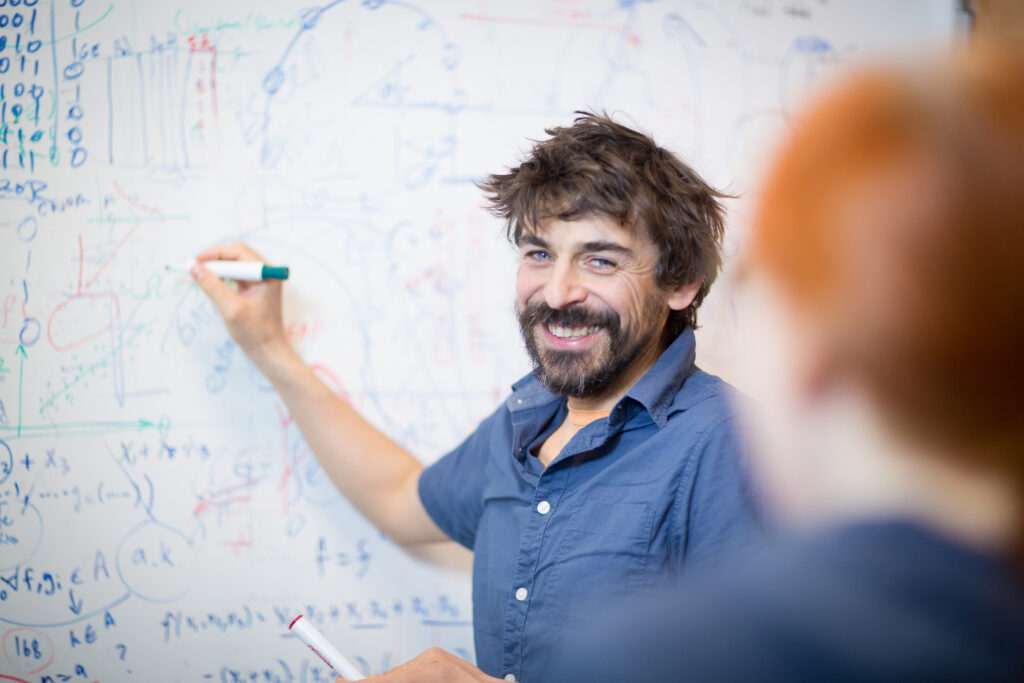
left=38, top=322, right=154, bottom=416
left=42, top=4, right=115, bottom=46
left=173, top=9, right=298, bottom=36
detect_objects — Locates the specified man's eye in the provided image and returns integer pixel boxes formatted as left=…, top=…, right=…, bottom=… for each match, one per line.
left=589, top=257, right=615, bottom=269
left=525, top=250, right=551, bottom=261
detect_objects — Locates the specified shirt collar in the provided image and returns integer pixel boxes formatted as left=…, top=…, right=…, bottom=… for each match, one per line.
left=622, top=326, right=697, bottom=427
left=507, top=327, right=698, bottom=428
left=508, top=371, right=561, bottom=413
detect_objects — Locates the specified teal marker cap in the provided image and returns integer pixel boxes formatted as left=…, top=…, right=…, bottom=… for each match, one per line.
left=261, top=266, right=290, bottom=280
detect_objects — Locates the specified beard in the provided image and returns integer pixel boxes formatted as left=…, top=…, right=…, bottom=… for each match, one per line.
left=517, top=297, right=664, bottom=399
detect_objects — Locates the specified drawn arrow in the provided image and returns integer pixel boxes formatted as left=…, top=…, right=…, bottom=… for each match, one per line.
left=15, top=345, right=26, bottom=438
left=68, top=588, right=83, bottom=615
left=0, top=417, right=168, bottom=437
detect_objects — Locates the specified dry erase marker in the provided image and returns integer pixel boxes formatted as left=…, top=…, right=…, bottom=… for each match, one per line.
left=166, top=260, right=290, bottom=281
left=289, top=614, right=365, bottom=680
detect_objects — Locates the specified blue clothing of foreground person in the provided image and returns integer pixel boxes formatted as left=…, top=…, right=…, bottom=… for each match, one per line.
left=549, top=46, right=1024, bottom=683
left=420, top=328, right=757, bottom=682
left=555, top=521, right=1024, bottom=682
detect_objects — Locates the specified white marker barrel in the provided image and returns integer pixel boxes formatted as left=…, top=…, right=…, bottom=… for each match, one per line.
left=167, top=261, right=289, bottom=281
left=289, top=614, right=365, bottom=680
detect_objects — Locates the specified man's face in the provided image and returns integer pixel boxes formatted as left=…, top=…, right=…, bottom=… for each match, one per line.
left=516, top=215, right=674, bottom=401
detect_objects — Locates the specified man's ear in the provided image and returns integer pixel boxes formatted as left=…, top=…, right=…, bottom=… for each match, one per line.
left=667, top=281, right=703, bottom=311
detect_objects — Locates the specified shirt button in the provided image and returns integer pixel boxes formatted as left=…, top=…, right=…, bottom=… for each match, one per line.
left=515, top=587, right=528, bottom=601
left=536, top=500, right=551, bottom=515
left=505, top=675, right=516, bottom=681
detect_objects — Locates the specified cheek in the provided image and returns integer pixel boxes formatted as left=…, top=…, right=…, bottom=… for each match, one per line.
left=599, top=279, right=648, bottom=323
left=516, top=269, right=542, bottom=306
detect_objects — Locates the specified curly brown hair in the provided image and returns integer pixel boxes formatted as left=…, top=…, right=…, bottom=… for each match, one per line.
left=478, top=111, right=729, bottom=341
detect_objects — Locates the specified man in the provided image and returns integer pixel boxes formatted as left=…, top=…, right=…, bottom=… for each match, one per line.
left=548, top=48, right=1024, bottom=682
left=193, top=112, right=758, bottom=681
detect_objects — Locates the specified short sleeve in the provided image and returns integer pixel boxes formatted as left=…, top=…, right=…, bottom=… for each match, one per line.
left=417, top=402, right=508, bottom=549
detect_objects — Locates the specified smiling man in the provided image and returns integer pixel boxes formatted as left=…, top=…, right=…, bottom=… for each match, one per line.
left=193, top=112, right=758, bottom=682
left=515, top=216, right=689, bottom=415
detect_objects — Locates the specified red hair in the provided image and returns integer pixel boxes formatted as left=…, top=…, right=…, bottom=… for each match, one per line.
left=750, top=46, right=1024, bottom=499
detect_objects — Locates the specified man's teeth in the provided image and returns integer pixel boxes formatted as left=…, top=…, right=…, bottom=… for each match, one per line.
left=548, top=324, right=599, bottom=339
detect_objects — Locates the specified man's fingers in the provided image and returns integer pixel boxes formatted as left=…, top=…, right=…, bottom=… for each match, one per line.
left=360, top=657, right=421, bottom=682
left=359, top=648, right=495, bottom=683
left=195, top=241, right=264, bottom=263
left=191, top=262, right=239, bottom=319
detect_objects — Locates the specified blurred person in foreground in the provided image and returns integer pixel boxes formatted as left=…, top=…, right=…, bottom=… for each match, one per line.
left=544, top=46, right=1024, bottom=683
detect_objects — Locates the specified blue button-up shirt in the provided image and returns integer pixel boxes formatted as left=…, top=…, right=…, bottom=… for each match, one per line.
left=418, top=328, right=759, bottom=682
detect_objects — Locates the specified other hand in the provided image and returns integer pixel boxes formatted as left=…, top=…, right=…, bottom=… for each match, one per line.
left=338, top=647, right=504, bottom=683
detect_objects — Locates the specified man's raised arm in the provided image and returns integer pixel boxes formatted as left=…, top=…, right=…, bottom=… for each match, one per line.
left=191, top=241, right=447, bottom=545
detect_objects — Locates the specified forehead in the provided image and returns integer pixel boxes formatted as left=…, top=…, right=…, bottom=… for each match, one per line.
left=520, top=214, right=656, bottom=253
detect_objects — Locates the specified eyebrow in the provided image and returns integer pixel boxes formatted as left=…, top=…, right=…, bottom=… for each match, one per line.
left=519, top=233, right=633, bottom=256
left=519, top=233, right=551, bottom=250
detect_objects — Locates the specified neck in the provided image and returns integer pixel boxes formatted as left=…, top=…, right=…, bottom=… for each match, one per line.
left=791, top=390, right=1019, bottom=554
left=566, top=404, right=613, bottom=428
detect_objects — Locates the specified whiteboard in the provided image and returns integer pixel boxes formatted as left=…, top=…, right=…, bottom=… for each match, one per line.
left=1, top=1, right=957, bottom=680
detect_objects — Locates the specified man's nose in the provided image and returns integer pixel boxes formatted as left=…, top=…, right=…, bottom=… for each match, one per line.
left=544, top=263, right=587, bottom=309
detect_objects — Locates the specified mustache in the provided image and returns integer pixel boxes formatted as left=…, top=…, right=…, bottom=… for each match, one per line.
left=518, top=302, right=620, bottom=333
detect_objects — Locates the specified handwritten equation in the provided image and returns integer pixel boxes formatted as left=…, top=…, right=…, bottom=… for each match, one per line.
left=0, top=0, right=956, bottom=679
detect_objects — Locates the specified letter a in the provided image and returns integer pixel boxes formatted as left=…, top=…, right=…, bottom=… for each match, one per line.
left=94, top=550, right=110, bottom=580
